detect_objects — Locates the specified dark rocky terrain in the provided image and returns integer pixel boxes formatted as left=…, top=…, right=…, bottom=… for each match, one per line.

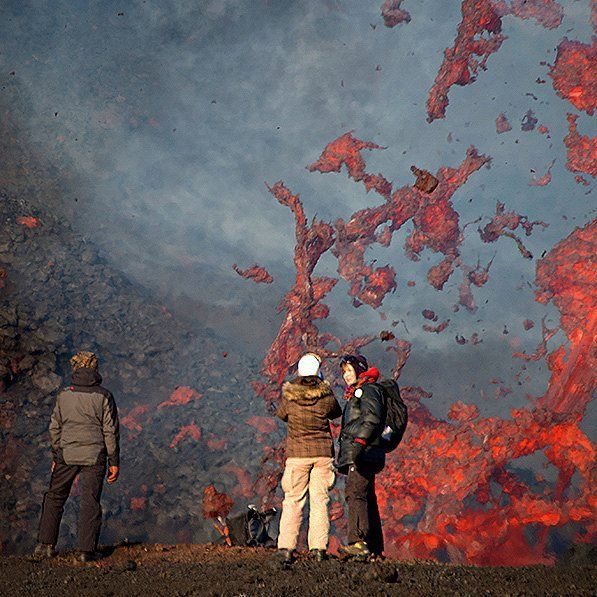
left=1, top=544, right=595, bottom=596
left=0, top=189, right=280, bottom=554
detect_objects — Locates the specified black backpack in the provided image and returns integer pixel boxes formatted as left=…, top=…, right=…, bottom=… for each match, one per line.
left=375, top=379, right=408, bottom=452
left=224, top=505, right=277, bottom=547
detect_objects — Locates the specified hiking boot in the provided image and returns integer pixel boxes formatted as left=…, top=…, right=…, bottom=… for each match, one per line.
left=310, top=549, right=327, bottom=562
left=77, top=550, right=102, bottom=563
left=276, top=549, right=294, bottom=568
left=338, top=541, right=371, bottom=559
left=32, top=543, right=55, bottom=560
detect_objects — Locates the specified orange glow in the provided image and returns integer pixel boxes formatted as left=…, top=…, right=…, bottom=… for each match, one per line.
left=16, top=216, right=40, bottom=228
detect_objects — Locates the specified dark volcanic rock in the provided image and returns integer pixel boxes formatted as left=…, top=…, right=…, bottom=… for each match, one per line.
left=0, top=191, right=280, bottom=555
left=0, top=544, right=595, bottom=596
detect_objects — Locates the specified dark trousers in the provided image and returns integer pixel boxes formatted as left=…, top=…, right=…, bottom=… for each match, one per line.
left=345, top=464, right=384, bottom=555
left=38, top=463, right=105, bottom=552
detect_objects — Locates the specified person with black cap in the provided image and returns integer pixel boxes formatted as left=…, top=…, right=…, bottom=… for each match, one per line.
left=33, top=351, right=120, bottom=562
left=336, top=354, right=385, bottom=558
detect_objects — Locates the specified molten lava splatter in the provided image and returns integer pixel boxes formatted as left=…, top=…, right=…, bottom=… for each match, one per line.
left=470, top=332, right=482, bottom=345
left=479, top=201, right=548, bottom=259
left=241, top=123, right=594, bottom=564
left=207, top=438, right=227, bottom=452
left=16, top=216, right=40, bottom=228
left=381, top=0, right=411, bottom=27
left=448, top=401, right=479, bottom=422
left=223, top=464, right=254, bottom=499
left=459, top=259, right=493, bottom=311
left=529, top=159, right=555, bottom=187
left=495, top=112, right=512, bottom=133
left=423, top=320, right=450, bottom=334
left=521, top=109, right=538, bottom=132
left=252, top=135, right=495, bottom=409
left=169, top=421, right=201, bottom=449
left=232, top=263, right=274, bottom=284
left=130, top=496, right=147, bottom=511
left=202, top=484, right=234, bottom=519
left=523, top=319, right=535, bottom=331
left=564, top=114, right=597, bottom=178
left=549, top=38, right=597, bottom=116
left=376, top=221, right=595, bottom=565
left=245, top=415, right=278, bottom=435
left=379, top=330, right=396, bottom=342
left=158, top=386, right=202, bottom=409
left=307, top=132, right=392, bottom=198
left=120, top=405, right=149, bottom=433
left=496, top=0, right=563, bottom=28
left=426, top=0, right=563, bottom=121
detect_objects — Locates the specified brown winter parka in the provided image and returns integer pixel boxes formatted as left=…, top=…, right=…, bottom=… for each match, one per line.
left=276, top=376, right=342, bottom=458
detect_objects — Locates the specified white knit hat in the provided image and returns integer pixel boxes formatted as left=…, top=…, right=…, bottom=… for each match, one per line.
left=297, top=353, right=321, bottom=377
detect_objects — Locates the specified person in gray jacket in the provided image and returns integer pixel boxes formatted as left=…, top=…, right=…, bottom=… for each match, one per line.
left=34, top=351, right=120, bottom=562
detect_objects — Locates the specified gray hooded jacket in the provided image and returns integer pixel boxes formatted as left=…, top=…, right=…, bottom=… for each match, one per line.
left=49, top=368, right=120, bottom=467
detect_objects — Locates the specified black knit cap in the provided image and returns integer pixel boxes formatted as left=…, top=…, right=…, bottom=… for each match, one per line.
left=340, top=354, right=368, bottom=377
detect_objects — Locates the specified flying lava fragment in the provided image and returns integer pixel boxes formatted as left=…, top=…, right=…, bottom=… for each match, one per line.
left=549, top=38, right=597, bottom=116
left=495, top=112, right=512, bottom=133
left=233, top=263, right=274, bottom=284
left=16, top=216, right=40, bottom=228
left=238, top=123, right=595, bottom=565
left=564, top=114, right=597, bottom=178
left=426, top=0, right=563, bottom=122
left=529, top=159, right=555, bottom=187
left=202, top=484, right=234, bottom=519
left=381, top=0, right=411, bottom=27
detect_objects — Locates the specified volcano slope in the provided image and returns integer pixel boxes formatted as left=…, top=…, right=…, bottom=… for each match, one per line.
left=0, top=189, right=280, bottom=554
left=1, top=543, right=596, bottom=597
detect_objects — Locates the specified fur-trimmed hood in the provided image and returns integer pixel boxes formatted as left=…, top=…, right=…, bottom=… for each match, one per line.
left=282, top=377, right=333, bottom=404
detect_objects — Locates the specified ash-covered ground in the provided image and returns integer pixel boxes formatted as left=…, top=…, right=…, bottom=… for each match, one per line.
left=1, top=544, right=595, bottom=597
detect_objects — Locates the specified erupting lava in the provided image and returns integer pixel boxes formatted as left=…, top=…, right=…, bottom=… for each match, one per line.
left=233, top=125, right=596, bottom=564
left=381, top=0, right=411, bottom=27
left=233, top=264, right=274, bottom=284
left=426, top=0, right=563, bottom=122
left=549, top=38, right=597, bottom=116
left=16, top=216, right=40, bottom=228
left=564, top=114, right=597, bottom=178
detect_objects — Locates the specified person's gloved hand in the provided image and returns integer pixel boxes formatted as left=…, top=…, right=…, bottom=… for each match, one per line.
left=107, top=466, right=119, bottom=484
left=353, top=438, right=367, bottom=462
left=51, top=450, right=64, bottom=472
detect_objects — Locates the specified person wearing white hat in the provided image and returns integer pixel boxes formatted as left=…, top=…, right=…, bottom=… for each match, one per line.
left=275, top=352, right=341, bottom=565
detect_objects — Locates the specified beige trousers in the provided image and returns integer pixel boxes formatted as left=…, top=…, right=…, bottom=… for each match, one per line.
left=277, top=456, right=336, bottom=551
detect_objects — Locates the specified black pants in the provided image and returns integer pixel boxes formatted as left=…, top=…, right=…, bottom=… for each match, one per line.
left=345, top=464, right=384, bottom=555
left=38, top=463, right=105, bottom=552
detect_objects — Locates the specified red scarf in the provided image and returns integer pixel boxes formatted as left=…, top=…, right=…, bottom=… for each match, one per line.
left=344, top=366, right=380, bottom=400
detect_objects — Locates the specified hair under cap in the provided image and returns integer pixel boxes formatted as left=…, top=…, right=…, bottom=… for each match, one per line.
left=340, top=354, right=368, bottom=377
left=70, top=351, right=98, bottom=372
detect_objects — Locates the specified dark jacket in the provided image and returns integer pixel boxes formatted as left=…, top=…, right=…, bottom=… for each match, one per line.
left=336, top=382, right=386, bottom=474
left=276, top=376, right=342, bottom=458
left=49, top=368, right=120, bottom=467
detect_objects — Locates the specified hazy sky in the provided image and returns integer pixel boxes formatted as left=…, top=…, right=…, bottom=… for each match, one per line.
left=1, top=0, right=595, bottom=422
